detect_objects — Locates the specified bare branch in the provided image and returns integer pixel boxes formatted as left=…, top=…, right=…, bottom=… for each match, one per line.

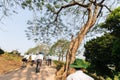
left=82, top=10, right=87, bottom=24
left=99, top=0, right=105, bottom=4
left=97, top=6, right=103, bottom=17
left=89, top=0, right=96, bottom=5
left=54, top=1, right=89, bottom=21
left=103, top=5, right=112, bottom=12
left=82, top=0, right=86, bottom=4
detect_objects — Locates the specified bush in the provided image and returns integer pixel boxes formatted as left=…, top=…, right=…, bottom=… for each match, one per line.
left=53, top=60, right=65, bottom=71
left=0, top=48, right=4, bottom=55
left=3, top=53, right=22, bottom=61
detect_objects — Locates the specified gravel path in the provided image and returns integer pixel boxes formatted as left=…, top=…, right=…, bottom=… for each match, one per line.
left=0, top=61, right=56, bottom=80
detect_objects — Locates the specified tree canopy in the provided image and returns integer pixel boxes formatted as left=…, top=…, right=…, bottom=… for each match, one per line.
left=50, top=39, right=70, bottom=61
left=84, top=34, right=115, bottom=77
left=20, top=0, right=119, bottom=43
left=100, top=6, right=120, bottom=38
left=25, top=43, right=50, bottom=54
left=84, top=7, right=120, bottom=79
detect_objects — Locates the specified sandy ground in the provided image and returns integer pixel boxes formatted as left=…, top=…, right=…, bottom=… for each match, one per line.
left=0, top=61, right=56, bottom=80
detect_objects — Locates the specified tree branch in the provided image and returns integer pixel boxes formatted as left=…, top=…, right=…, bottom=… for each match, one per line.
left=54, top=1, right=89, bottom=21
left=99, top=0, right=105, bottom=4
left=97, top=6, right=103, bottom=17
left=103, top=5, right=112, bottom=12
left=89, top=0, right=96, bottom=5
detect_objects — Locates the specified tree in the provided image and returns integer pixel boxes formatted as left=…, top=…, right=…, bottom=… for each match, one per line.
left=0, top=0, right=120, bottom=79
left=84, top=33, right=120, bottom=79
left=0, top=48, right=4, bottom=54
left=85, top=7, right=120, bottom=79
left=50, top=39, right=70, bottom=61
left=100, top=6, right=120, bottom=38
left=100, top=6, right=120, bottom=71
left=25, top=43, right=50, bottom=55
left=84, top=34, right=115, bottom=78
left=0, top=0, right=21, bottom=21
left=10, top=50, right=20, bottom=55
left=20, top=0, right=120, bottom=80
left=103, top=6, right=120, bottom=77
left=112, top=39, right=120, bottom=71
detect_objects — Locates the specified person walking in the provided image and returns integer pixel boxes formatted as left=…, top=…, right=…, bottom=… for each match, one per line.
left=30, top=54, right=36, bottom=66
left=22, top=54, right=29, bottom=67
left=35, top=52, right=44, bottom=73
left=46, top=55, right=52, bottom=66
left=67, top=58, right=94, bottom=80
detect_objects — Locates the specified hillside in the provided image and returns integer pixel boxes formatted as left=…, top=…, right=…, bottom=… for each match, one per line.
left=0, top=53, right=22, bottom=75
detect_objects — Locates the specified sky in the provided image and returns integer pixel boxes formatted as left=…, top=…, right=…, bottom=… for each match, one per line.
left=0, top=9, right=36, bottom=54
left=0, top=8, right=86, bottom=59
left=0, top=1, right=119, bottom=56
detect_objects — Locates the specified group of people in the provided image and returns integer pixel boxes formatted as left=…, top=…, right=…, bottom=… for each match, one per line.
left=22, top=52, right=51, bottom=73
left=22, top=53, right=94, bottom=79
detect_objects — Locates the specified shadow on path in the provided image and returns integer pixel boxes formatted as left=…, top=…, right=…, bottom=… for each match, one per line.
left=0, top=61, right=56, bottom=80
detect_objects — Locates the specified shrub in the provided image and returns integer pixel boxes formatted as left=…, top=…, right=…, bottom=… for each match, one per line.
left=53, top=60, right=65, bottom=71
left=0, top=48, right=4, bottom=55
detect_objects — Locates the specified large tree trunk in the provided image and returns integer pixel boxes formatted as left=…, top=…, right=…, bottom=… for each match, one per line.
left=56, top=4, right=100, bottom=80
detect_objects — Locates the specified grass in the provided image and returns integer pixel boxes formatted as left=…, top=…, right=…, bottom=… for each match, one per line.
left=53, top=60, right=65, bottom=71
left=0, top=53, right=22, bottom=75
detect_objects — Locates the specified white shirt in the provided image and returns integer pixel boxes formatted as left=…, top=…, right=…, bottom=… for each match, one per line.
left=67, top=70, right=94, bottom=80
left=35, top=54, right=44, bottom=61
left=31, top=55, right=36, bottom=60
left=24, top=55, right=29, bottom=59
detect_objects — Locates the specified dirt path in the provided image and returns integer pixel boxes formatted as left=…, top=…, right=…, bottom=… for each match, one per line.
left=0, top=61, right=56, bottom=80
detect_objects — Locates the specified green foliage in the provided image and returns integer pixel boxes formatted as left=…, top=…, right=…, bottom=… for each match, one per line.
left=49, top=39, right=70, bottom=61
left=106, top=77, right=112, bottom=80
left=85, top=33, right=116, bottom=78
left=21, top=0, right=42, bottom=10
left=23, top=0, right=89, bottom=43
left=0, top=48, right=4, bottom=55
left=85, top=7, right=120, bottom=80
left=99, top=7, right=120, bottom=72
left=112, top=39, right=120, bottom=56
left=0, top=0, right=120, bottom=44
left=53, top=60, right=65, bottom=71
left=85, top=7, right=120, bottom=77
left=46, top=3, right=55, bottom=12
left=25, top=43, right=50, bottom=54
left=100, top=6, right=120, bottom=38
left=112, top=38, right=120, bottom=71
left=3, top=53, right=22, bottom=61
left=10, top=50, right=20, bottom=56
left=113, top=72, right=120, bottom=80
left=85, top=32, right=120, bottom=79
left=19, top=0, right=120, bottom=45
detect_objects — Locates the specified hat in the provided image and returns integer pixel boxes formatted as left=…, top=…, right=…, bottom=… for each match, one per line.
left=70, top=58, right=89, bottom=69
